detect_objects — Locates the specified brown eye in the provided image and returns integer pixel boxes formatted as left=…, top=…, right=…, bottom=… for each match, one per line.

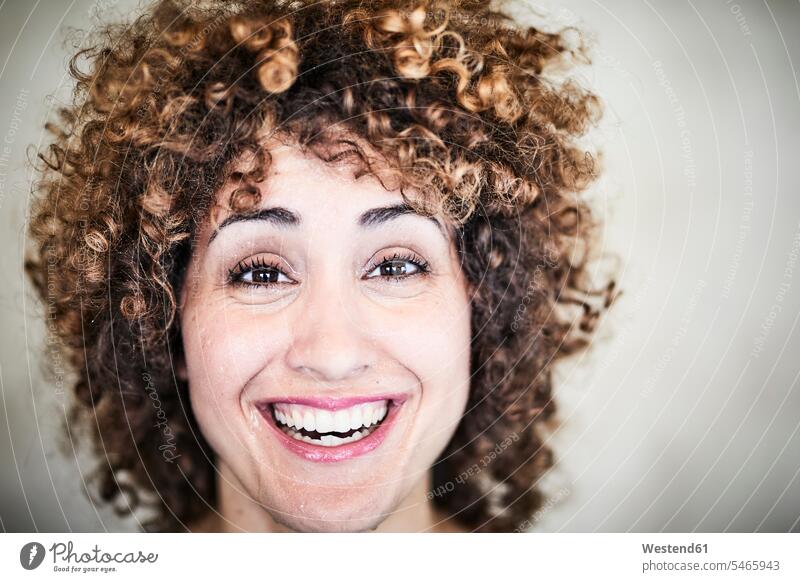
left=365, top=252, right=430, bottom=281
left=249, top=267, right=285, bottom=284
left=229, top=257, right=293, bottom=287
left=375, top=260, right=418, bottom=278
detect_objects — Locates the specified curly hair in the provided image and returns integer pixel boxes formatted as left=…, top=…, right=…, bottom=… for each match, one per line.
left=25, top=0, right=615, bottom=532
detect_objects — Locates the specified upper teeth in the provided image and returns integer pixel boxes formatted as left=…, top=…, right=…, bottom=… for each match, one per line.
left=273, top=400, right=389, bottom=433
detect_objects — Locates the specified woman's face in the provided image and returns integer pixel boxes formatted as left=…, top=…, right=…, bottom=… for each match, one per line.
left=179, top=142, right=473, bottom=532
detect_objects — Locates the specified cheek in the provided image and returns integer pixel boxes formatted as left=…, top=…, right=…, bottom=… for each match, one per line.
left=180, top=305, right=289, bottom=420
left=397, top=287, right=471, bottom=379
left=392, top=291, right=472, bottom=466
left=387, top=287, right=472, bottom=419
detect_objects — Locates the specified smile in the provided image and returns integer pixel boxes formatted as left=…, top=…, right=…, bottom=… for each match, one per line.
left=273, top=400, right=388, bottom=446
left=256, top=395, right=406, bottom=462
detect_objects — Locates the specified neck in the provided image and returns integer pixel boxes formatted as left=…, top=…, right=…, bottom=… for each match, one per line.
left=196, top=462, right=459, bottom=533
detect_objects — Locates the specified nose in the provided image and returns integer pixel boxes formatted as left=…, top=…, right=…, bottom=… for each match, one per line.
left=285, top=275, right=375, bottom=384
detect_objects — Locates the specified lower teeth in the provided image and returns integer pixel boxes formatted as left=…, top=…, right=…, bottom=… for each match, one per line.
left=279, top=424, right=376, bottom=447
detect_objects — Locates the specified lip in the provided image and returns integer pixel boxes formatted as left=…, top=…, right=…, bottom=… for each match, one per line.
left=256, top=394, right=407, bottom=463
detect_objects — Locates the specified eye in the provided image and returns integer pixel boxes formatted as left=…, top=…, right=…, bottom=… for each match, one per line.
left=228, top=257, right=293, bottom=288
left=364, top=251, right=430, bottom=281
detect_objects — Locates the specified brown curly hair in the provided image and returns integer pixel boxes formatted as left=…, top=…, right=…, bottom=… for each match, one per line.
left=25, top=0, right=615, bottom=532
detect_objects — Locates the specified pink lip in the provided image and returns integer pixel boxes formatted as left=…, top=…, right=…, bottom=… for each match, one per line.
left=256, top=395, right=407, bottom=463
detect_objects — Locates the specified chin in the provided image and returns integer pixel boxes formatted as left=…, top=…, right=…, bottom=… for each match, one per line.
left=259, top=483, right=405, bottom=532
left=269, top=510, right=387, bottom=533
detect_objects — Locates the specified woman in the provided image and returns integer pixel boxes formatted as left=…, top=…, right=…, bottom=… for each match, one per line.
left=26, top=0, right=614, bottom=532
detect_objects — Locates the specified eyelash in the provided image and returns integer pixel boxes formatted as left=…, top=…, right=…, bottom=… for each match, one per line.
left=227, top=256, right=289, bottom=288
left=226, top=252, right=431, bottom=289
left=365, top=251, right=431, bottom=282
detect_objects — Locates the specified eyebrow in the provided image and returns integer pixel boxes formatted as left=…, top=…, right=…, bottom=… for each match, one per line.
left=358, top=202, right=446, bottom=237
left=208, top=202, right=447, bottom=245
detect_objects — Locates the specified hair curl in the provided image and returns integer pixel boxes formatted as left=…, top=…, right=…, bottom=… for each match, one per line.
left=26, top=0, right=616, bottom=532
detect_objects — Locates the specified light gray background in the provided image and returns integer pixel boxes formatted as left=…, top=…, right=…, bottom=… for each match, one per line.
left=1, top=0, right=798, bottom=532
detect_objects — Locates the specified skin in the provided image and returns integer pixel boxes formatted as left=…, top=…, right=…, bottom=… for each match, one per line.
left=178, top=140, right=473, bottom=532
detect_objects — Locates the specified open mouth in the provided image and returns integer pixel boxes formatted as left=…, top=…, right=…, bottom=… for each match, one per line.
left=256, top=396, right=405, bottom=462
left=270, top=400, right=389, bottom=447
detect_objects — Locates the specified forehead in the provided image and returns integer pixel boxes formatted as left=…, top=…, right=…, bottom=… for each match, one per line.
left=204, top=141, right=450, bottom=242
left=263, top=143, right=404, bottom=211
